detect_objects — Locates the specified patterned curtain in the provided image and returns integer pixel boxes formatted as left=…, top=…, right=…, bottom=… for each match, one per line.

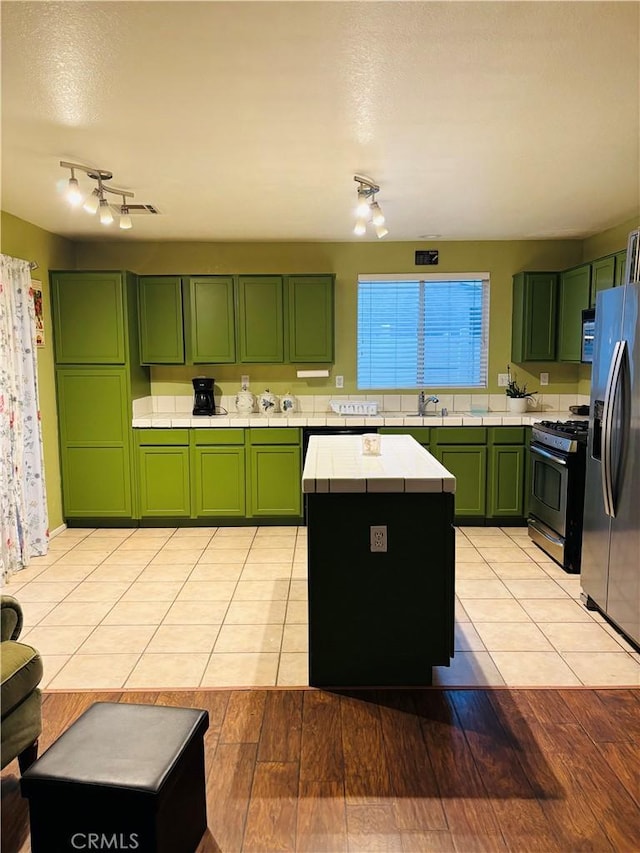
left=0, top=254, right=49, bottom=582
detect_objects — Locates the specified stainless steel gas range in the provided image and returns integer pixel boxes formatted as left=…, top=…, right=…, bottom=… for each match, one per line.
left=528, top=419, right=589, bottom=573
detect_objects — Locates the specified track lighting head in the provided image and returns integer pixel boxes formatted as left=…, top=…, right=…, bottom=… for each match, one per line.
left=60, top=161, right=140, bottom=231
left=352, top=175, right=389, bottom=239
left=98, top=197, right=114, bottom=226
left=83, top=188, right=101, bottom=215
left=119, top=199, right=132, bottom=230
left=66, top=170, right=84, bottom=206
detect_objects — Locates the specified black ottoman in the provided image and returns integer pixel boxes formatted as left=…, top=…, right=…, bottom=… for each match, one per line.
left=21, top=702, right=209, bottom=853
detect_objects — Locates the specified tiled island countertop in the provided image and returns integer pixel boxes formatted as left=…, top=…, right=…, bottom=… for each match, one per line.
left=302, top=434, right=456, bottom=494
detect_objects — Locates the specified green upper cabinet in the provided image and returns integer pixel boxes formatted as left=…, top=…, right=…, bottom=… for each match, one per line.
left=614, top=251, right=627, bottom=286
left=590, top=256, right=615, bottom=308
left=286, top=275, right=334, bottom=363
left=237, top=275, right=284, bottom=363
left=52, top=271, right=126, bottom=364
left=558, top=264, right=591, bottom=362
left=138, top=276, right=184, bottom=364
left=511, top=272, right=558, bottom=362
left=185, top=276, right=236, bottom=363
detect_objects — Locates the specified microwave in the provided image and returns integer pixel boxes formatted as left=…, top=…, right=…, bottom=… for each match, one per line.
left=581, top=308, right=595, bottom=363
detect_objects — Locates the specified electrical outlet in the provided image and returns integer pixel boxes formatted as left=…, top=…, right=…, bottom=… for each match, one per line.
left=335, top=375, right=344, bottom=388
left=370, top=525, right=387, bottom=553
left=540, top=372, right=549, bottom=386
left=498, top=373, right=509, bottom=387
left=241, top=374, right=250, bottom=387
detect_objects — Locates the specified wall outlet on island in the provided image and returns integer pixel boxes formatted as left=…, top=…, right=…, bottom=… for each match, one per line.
left=335, top=375, right=344, bottom=388
left=370, top=525, right=387, bottom=553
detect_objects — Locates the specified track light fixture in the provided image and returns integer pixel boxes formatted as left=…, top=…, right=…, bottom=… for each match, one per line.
left=353, top=175, right=388, bottom=239
left=60, top=161, right=137, bottom=230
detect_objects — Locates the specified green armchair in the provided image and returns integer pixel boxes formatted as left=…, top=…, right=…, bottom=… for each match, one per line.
left=1, top=595, right=43, bottom=772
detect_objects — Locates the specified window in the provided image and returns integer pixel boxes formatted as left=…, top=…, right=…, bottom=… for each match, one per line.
left=357, top=273, right=489, bottom=389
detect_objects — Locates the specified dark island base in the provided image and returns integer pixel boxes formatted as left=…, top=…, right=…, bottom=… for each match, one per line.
left=306, top=491, right=455, bottom=687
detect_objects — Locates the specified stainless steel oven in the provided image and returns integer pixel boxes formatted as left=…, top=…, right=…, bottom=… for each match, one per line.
left=528, top=421, right=588, bottom=573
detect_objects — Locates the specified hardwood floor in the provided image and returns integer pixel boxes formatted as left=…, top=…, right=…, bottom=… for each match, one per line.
left=2, top=688, right=639, bottom=852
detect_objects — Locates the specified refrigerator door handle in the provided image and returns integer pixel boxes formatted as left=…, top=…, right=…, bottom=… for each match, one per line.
left=601, top=340, right=626, bottom=518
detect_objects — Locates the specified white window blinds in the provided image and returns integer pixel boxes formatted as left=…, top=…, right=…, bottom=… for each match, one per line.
left=357, top=274, right=490, bottom=389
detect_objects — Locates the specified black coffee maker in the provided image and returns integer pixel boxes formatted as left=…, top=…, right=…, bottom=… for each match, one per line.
left=192, top=376, right=216, bottom=416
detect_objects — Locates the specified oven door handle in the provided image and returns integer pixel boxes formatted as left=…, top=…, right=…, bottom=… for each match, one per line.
left=601, top=339, right=626, bottom=518
left=528, top=517, right=564, bottom=546
left=530, top=445, right=567, bottom=466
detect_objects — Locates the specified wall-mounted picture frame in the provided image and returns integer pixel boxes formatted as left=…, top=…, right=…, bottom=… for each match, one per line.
left=32, top=281, right=45, bottom=346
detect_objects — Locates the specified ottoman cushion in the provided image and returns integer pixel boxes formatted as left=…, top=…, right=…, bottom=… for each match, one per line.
left=1, top=641, right=43, bottom=717
left=21, top=701, right=209, bottom=853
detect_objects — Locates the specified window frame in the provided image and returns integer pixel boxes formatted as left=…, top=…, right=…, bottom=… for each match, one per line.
left=356, top=272, right=490, bottom=391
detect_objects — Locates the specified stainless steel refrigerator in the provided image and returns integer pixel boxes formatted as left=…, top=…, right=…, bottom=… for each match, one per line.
left=581, top=228, right=640, bottom=647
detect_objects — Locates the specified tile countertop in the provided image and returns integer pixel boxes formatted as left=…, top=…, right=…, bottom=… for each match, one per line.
left=302, top=435, right=457, bottom=494
left=132, top=411, right=588, bottom=428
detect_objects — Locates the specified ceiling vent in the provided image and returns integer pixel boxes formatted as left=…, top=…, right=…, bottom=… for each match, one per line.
left=110, top=203, right=160, bottom=215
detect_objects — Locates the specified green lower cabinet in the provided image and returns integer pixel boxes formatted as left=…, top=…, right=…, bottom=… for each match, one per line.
left=487, top=445, right=526, bottom=517
left=138, top=447, right=191, bottom=517
left=63, top=447, right=132, bottom=517
left=248, top=445, right=302, bottom=517
left=193, top=447, right=246, bottom=517
left=434, top=446, right=487, bottom=517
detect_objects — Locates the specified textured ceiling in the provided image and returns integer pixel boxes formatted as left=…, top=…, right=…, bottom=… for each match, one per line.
left=1, top=1, right=639, bottom=242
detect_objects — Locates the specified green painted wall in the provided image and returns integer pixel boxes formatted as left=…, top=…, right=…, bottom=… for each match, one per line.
left=1, top=211, right=75, bottom=530
left=582, top=215, right=639, bottom=262
left=75, top=238, right=584, bottom=398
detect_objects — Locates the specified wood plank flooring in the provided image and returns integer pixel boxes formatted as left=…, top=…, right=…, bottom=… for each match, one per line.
left=2, top=688, right=639, bottom=852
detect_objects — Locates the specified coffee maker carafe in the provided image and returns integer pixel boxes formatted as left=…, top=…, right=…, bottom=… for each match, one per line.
left=192, top=377, right=216, bottom=416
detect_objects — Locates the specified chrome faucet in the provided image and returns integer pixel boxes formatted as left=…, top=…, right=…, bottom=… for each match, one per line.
left=418, top=391, right=439, bottom=416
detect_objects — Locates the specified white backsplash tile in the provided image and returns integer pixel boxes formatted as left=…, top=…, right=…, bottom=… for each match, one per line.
left=438, top=394, right=454, bottom=412
left=470, top=394, right=489, bottom=413
left=401, top=394, right=418, bottom=412
left=174, top=395, right=193, bottom=413
left=366, top=394, right=384, bottom=407
left=297, top=395, right=314, bottom=413
left=313, top=395, right=331, bottom=413
left=559, top=393, right=578, bottom=410
left=383, top=394, right=401, bottom=412
left=489, top=394, right=507, bottom=411
left=540, top=394, right=560, bottom=412
left=453, top=394, right=471, bottom=412
left=154, top=396, right=176, bottom=413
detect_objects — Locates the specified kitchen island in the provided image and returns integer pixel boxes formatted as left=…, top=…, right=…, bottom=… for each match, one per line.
left=303, top=434, right=456, bottom=687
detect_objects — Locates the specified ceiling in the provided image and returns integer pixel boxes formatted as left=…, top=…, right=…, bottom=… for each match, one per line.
left=2, top=1, right=639, bottom=243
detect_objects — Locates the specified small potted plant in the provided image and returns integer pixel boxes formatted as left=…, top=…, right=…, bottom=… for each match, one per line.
left=505, top=365, right=537, bottom=413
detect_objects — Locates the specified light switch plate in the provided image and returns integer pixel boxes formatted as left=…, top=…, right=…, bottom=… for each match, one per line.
left=335, top=375, right=344, bottom=388
left=540, top=372, right=549, bottom=385
left=498, top=373, right=509, bottom=387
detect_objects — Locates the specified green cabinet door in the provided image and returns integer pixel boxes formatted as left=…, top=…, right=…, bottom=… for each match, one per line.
left=138, top=276, right=185, bottom=364
left=558, top=264, right=591, bottom=362
left=193, top=447, right=246, bottom=516
left=511, top=272, right=558, bottom=362
left=248, top=445, right=302, bottom=517
left=614, top=251, right=627, bottom=286
left=52, top=271, right=126, bottom=364
left=286, top=275, right=334, bottom=362
left=138, top=447, right=191, bottom=517
left=62, top=447, right=132, bottom=517
left=590, top=256, right=615, bottom=308
left=487, top=445, right=526, bottom=517
left=237, top=276, right=284, bottom=363
left=434, top=446, right=487, bottom=517
left=186, top=276, right=236, bottom=363
left=57, top=368, right=133, bottom=518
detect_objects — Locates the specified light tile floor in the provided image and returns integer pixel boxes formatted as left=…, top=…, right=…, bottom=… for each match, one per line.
left=4, top=525, right=639, bottom=689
